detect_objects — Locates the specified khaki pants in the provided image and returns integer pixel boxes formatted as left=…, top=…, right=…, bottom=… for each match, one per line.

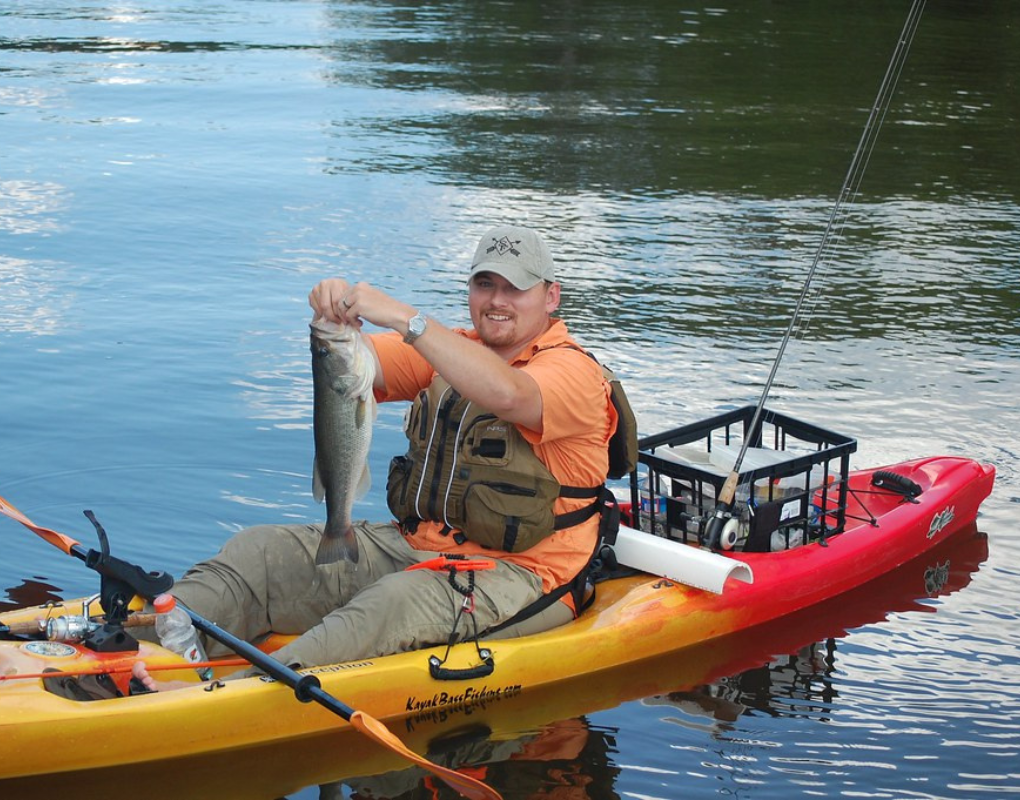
left=172, top=521, right=545, bottom=669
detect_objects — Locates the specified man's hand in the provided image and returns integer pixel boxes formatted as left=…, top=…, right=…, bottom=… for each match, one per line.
left=308, top=279, right=417, bottom=337
left=308, top=277, right=352, bottom=324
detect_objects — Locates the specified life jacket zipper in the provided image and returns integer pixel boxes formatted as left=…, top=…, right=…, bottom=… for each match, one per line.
left=442, top=402, right=475, bottom=531
left=413, top=384, right=451, bottom=520
left=426, top=387, right=462, bottom=520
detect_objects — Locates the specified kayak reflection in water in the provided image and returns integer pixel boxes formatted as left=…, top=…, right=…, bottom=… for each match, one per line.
left=335, top=717, right=613, bottom=800
left=135, top=225, right=619, bottom=689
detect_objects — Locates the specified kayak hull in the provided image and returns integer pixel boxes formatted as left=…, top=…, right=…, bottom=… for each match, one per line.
left=0, top=456, right=995, bottom=779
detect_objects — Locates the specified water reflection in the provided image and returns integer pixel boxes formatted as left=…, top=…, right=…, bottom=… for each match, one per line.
left=0, top=577, right=64, bottom=614
left=0, top=255, right=73, bottom=336
left=314, top=1, right=1020, bottom=200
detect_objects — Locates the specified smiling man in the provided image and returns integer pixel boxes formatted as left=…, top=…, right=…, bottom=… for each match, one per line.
left=149, top=225, right=618, bottom=675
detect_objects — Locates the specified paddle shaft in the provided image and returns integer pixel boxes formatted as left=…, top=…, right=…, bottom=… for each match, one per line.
left=184, top=609, right=340, bottom=708
left=182, top=601, right=502, bottom=799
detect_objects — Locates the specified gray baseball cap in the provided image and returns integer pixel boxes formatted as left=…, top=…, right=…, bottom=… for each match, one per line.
left=469, top=225, right=556, bottom=290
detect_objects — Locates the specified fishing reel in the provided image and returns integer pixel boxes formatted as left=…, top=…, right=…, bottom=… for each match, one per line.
left=702, top=506, right=742, bottom=551
left=43, top=594, right=103, bottom=643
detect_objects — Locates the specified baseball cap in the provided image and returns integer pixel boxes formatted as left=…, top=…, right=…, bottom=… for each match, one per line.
left=468, top=225, right=556, bottom=290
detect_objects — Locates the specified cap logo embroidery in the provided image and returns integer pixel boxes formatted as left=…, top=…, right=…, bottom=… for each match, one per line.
left=487, top=236, right=522, bottom=258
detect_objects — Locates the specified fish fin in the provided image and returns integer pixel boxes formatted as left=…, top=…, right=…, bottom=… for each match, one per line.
left=312, top=457, right=325, bottom=503
left=354, top=395, right=378, bottom=428
left=353, top=460, right=372, bottom=501
left=315, top=526, right=360, bottom=565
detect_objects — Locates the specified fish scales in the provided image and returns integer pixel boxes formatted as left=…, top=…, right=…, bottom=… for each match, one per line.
left=310, top=318, right=377, bottom=565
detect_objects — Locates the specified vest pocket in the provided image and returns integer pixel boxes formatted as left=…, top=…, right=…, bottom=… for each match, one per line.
left=462, top=480, right=558, bottom=552
left=462, top=415, right=511, bottom=466
left=386, top=455, right=414, bottom=521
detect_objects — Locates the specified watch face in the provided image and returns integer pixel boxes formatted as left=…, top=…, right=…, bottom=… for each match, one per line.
left=410, top=314, right=426, bottom=335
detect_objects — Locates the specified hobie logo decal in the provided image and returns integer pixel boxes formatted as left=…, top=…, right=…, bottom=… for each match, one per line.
left=927, top=506, right=955, bottom=539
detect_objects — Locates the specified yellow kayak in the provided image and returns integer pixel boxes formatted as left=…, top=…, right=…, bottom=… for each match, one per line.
left=0, top=455, right=995, bottom=783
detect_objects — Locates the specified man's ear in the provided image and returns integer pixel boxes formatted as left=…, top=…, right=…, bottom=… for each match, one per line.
left=545, top=281, right=561, bottom=313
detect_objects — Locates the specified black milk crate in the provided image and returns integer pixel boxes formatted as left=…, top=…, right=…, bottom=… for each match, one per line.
left=628, top=406, right=857, bottom=552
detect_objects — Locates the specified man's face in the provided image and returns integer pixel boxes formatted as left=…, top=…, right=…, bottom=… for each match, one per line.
left=468, top=272, right=560, bottom=359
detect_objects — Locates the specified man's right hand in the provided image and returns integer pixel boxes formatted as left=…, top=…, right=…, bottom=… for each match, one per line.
left=308, top=279, right=419, bottom=339
left=308, top=278, right=354, bottom=325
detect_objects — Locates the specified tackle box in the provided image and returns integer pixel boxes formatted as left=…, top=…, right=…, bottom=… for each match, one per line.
left=627, top=406, right=857, bottom=552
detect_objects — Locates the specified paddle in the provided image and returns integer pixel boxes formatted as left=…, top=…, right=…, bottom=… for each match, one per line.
left=0, top=493, right=501, bottom=800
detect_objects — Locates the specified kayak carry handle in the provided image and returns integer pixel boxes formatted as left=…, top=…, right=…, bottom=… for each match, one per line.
left=871, top=470, right=923, bottom=502
left=428, top=653, right=495, bottom=681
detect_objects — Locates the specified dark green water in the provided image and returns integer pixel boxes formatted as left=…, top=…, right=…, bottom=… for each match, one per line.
left=2, top=2, right=1018, bottom=797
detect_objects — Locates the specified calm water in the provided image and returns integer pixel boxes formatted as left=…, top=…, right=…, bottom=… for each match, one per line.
left=2, top=1, right=1018, bottom=798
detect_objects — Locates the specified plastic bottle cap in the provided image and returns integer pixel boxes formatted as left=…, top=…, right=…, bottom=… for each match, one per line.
left=153, top=593, right=177, bottom=613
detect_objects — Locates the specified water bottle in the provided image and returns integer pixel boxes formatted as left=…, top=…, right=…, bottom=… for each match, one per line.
left=153, top=594, right=212, bottom=680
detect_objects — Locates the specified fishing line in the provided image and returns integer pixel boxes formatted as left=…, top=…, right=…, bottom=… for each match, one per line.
left=707, top=0, right=927, bottom=543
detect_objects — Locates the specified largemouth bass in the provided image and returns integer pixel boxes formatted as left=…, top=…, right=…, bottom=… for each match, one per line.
left=310, top=318, right=377, bottom=565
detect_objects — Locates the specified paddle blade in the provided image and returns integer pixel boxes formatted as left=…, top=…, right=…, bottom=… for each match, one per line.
left=0, top=494, right=79, bottom=554
left=349, top=710, right=502, bottom=800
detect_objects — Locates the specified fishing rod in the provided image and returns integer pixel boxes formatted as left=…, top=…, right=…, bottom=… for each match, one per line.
left=704, top=0, right=927, bottom=549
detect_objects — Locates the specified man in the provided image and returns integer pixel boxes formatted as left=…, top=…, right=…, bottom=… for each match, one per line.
left=141, top=225, right=617, bottom=678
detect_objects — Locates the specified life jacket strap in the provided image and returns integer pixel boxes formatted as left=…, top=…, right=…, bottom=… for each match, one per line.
left=553, top=484, right=602, bottom=530
left=485, top=487, right=621, bottom=636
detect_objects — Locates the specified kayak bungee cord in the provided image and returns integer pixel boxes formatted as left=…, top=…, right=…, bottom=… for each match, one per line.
left=0, top=493, right=501, bottom=800
left=704, top=0, right=927, bottom=549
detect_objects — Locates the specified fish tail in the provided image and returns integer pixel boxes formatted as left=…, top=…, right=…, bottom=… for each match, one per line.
left=315, top=525, right=360, bottom=565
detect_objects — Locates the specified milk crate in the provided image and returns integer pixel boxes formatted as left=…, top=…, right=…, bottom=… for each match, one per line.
left=627, top=406, right=857, bottom=552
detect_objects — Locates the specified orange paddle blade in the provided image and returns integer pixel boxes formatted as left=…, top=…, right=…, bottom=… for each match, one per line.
left=0, top=493, right=80, bottom=555
left=349, top=710, right=502, bottom=800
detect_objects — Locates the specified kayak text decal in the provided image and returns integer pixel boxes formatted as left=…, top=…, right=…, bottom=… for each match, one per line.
left=927, top=506, right=955, bottom=539
left=404, top=683, right=522, bottom=730
left=257, top=660, right=374, bottom=683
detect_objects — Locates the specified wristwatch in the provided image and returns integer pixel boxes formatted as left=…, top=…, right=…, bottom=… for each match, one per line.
left=403, top=311, right=427, bottom=345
